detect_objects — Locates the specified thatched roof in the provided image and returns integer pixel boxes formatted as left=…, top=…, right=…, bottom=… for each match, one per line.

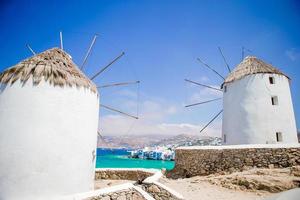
left=0, top=48, right=97, bottom=93
left=222, top=56, right=289, bottom=87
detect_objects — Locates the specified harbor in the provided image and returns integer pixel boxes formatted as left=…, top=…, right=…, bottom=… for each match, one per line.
left=129, top=146, right=175, bottom=161
left=96, top=148, right=175, bottom=170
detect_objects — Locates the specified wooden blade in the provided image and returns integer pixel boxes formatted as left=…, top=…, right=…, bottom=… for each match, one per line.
left=26, top=44, right=36, bottom=55
left=185, top=79, right=222, bottom=92
left=60, top=31, right=64, bottom=50
left=218, top=47, right=231, bottom=73
left=97, top=131, right=104, bottom=139
left=199, top=109, right=223, bottom=133
left=100, top=104, right=138, bottom=119
left=197, top=58, right=225, bottom=80
left=97, top=131, right=108, bottom=145
left=242, top=46, right=252, bottom=60
left=97, top=130, right=101, bottom=137
left=185, top=98, right=222, bottom=108
left=90, top=52, right=125, bottom=81
left=81, top=34, right=98, bottom=70
left=98, top=81, right=140, bottom=89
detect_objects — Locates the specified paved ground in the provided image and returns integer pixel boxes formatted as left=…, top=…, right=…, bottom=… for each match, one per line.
left=160, top=177, right=270, bottom=200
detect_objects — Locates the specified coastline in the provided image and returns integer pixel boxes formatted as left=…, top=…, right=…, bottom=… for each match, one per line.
left=96, top=148, right=175, bottom=170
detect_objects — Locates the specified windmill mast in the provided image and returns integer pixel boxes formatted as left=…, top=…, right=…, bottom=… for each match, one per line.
left=197, top=58, right=225, bottom=80
left=185, top=98, right=222, bottom=108
left=60, top=31, right=64, bottom=50
left=90, top=52, right=125, bottom=80
left=26, top=44, right=36, bottom=55
left=98, top=81, right=140, bottom=89
left=100, top=104, right=138, bottom=119
left=218, top=47, right=231, bottom=73
left=81, top=34, right=98, bottom=71
left=199, top=110, right=223, bottom=133
left=185, top=79, right=222, bottom=92
left=185, top=49, right=230, bottom=135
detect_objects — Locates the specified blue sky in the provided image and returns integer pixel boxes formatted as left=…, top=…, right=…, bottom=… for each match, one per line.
left=0, top=0, right=299, bottom=136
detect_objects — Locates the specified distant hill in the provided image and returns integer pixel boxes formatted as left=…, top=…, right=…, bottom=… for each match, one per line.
left=97, top=134, right=166, bottom=149
left=97, top=133, right=221, bottom=148
left=153, top=133, right=211, bottom=146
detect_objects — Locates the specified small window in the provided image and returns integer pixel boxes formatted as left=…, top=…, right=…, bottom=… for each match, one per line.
left=271, top=96, right=278, bottom=105
left=269, top=76, right=275, bottom=84
left=224, top=86, right=227, bottom=93
left=223, top=134, right=226, bottom=143
left=276, top=132, right=282, bottom=142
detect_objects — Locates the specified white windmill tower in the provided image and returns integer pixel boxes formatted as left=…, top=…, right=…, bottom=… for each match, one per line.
left=0, top=33, right=139, bottom=199
left=185, top=48, right=298, bottom=145
left=222, top=56, right=298, bottom=145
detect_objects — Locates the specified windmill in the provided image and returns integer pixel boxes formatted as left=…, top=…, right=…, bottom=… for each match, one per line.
left=185, top=47, right=298, bottom=145
left=184, top=47, right=231, bottom=134
left=28, top=31, right=140, bottom=138
left=0, top=31, right=141, bottom=199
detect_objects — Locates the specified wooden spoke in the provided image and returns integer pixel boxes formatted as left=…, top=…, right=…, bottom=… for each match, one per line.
left=199, top=109, right=223, bottom=133
left=197, top=58, right=225, bottom=80
left=100, top=104, right=138, bottom=119
left=81, top=34, right=98, bottom=70
left=26, top=44, right=36, bottom=55
left=185, top=79, right=222, bottom=92
left=97, top=131, right=104, bottom=139
left=60, top=31, right=64, bottom=50
left=98, top=81, right=140, bottom=89
left=218, top=47, right=231, bottom=73
left=185, top=98, right=222, bottom=108
left=90, top=52, right=125, bottom=80
left=242, top=46, right=252, bottom=60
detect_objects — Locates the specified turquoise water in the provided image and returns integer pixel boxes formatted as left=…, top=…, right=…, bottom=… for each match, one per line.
left=96, top=148, right=175, bottom=170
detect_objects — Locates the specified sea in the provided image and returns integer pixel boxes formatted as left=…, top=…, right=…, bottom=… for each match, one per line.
left=96, top=148, right=175, bottom=170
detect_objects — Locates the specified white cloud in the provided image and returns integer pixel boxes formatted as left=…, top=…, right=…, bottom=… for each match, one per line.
left=189, top=86, right=223, bottom=103
left=99, top=96, right=221, bottom=137
left=199, top=76, right=210, bottom=82
left=117, top=89, right=137, bottom=98
left=285, top=48, right=300, bottom=61
left=166, top=106, right=177, bottom=115
left=139, top=100, right=173, bottom=121
left=99, top=114, right=221, bottom=137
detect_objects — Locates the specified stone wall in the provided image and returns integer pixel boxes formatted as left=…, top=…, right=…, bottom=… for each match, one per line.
left=140, top=183, right=181, bottom=200
left=95, top=169, right=154, bottom=181
left=167, top=144, right=300, bottom=178
left=86, top=189, right=145, bottom=200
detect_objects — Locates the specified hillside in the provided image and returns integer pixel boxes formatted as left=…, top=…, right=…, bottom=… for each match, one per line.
left=97, top=134, right=221, bottom=148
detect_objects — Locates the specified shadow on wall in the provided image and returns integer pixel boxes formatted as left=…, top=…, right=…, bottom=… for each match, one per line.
left=0, top=83, right=8, bottom=94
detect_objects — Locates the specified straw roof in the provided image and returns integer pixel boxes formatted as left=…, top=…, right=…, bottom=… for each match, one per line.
left=0, top=48, right=97, bottom=93
left=222, top=56, right=289, bottom=87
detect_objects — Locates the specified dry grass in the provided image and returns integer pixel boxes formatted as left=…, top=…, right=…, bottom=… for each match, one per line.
left=222, top=56, right=289, bottom=87
left=0, top=48, right=97, bottom=93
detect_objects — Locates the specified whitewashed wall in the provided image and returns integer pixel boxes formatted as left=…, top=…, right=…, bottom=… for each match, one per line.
left=222, top=74, right=298, bottom=145
left=0, top=79, right=99, bottom=200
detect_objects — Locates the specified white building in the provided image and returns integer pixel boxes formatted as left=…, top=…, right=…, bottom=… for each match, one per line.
left=0, top=48, right=99, bottom=199
left=222, top=56, right=298, bottom=145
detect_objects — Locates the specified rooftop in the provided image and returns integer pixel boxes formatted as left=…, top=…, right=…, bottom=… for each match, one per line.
left=0, top=48, right=97, bottom=93
left=222, top=56, right=289, bottom=87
